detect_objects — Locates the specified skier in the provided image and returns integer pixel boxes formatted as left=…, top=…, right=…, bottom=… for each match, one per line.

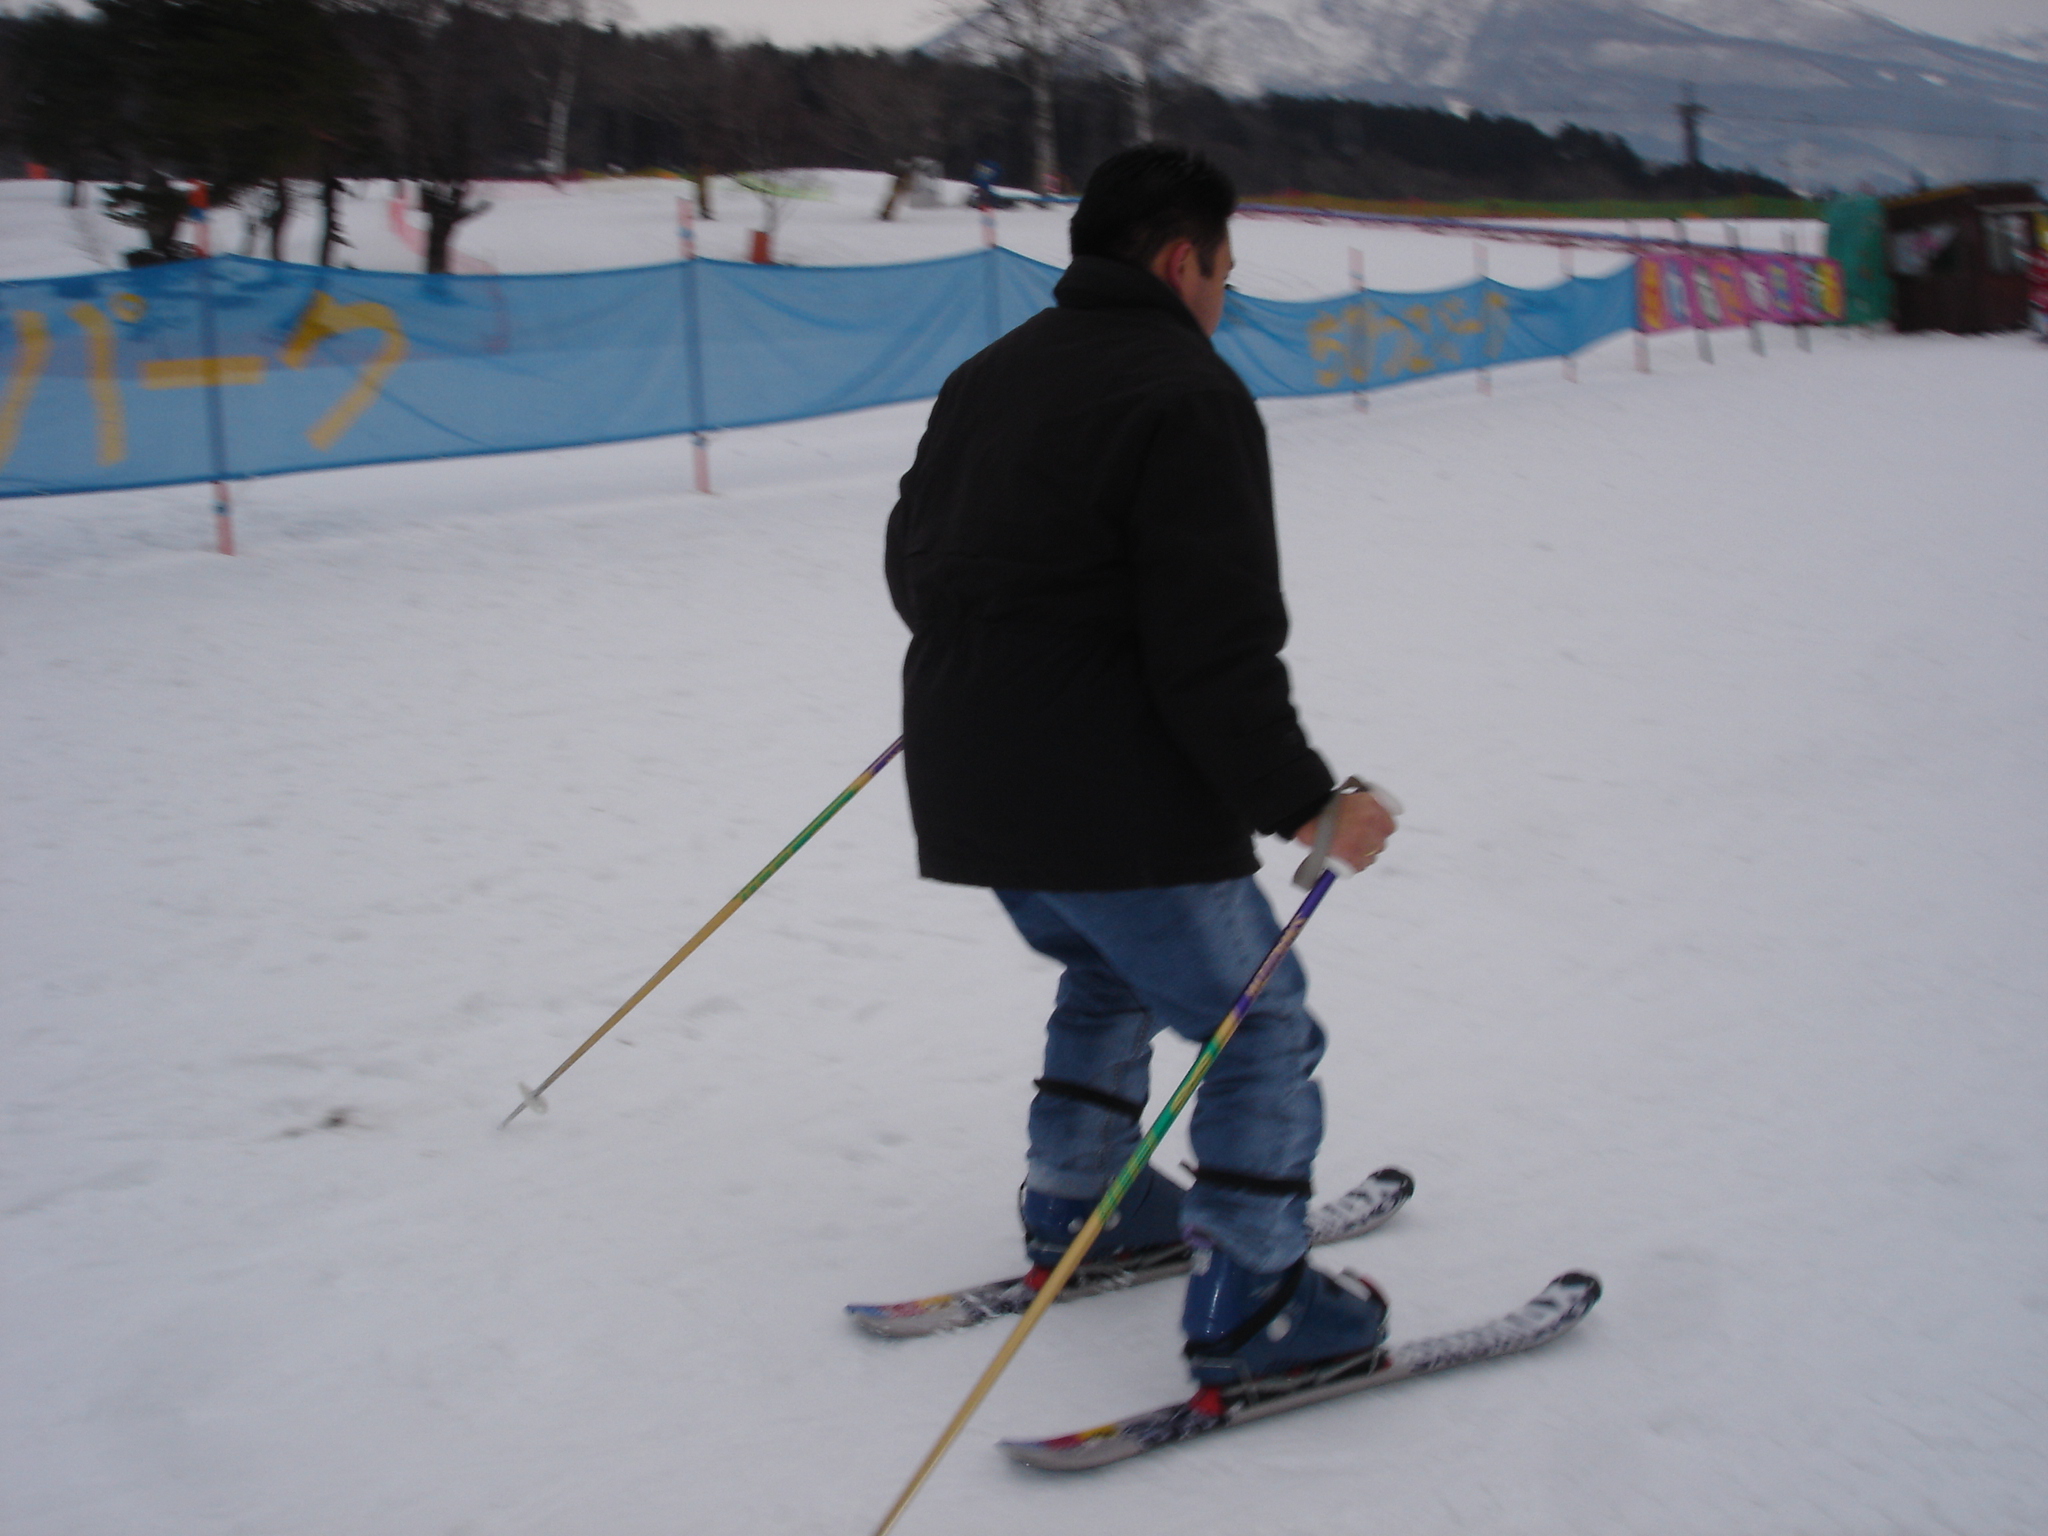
left=968, top=159, right=1010, bottom=212
left=884, top=145, right=1397, bottom=1385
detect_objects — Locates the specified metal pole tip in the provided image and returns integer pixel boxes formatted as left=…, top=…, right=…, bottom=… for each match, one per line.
left=499, top=1083, right=548, bottom=1128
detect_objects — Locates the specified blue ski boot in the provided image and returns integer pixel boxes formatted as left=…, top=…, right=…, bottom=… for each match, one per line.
left=1181, top=1240, right=1389, bottom=1385
left=1020, top=1165, right=1187, bottom=1271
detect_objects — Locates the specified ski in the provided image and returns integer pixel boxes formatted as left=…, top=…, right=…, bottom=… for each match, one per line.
left=846, top=1167, right=1413, bottom=1339
left=998, top=1270, right=1600, bottom=1471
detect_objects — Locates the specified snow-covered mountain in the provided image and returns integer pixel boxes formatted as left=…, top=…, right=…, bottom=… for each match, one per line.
left=1159, top=0, right=2048, bottom=190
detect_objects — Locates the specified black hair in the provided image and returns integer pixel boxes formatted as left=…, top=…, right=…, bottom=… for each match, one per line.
left=1069, top=144, right=1236, bottom=275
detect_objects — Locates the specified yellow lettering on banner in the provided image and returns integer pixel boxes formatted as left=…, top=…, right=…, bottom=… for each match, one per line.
left=1482, top=290, right=1511, bottom=358
left=1403, top=305, right=1447, bottom=373
left=142, top=355, right=268, bottom=388
left=1366, top=306, right=1417, bottom=378
left=1435, top=294, right=1485, bottom=335
left=282, top=290, right=408, bottom=451
left=66, top=303, right=127, bottom=464
left=1309, top=311, right=1346, bottom=387
left=1314, top=290, right=1513, bottom=386
left=0, top=309, right=52, bottom=470
left=1312, top=302, right=1419, bottom=385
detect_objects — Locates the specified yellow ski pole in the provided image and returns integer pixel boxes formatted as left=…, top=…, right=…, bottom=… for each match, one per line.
left=499, top=738, right=902, bottom=1128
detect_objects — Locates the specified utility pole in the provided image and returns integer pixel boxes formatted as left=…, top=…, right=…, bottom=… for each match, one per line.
left=1676, top=83, right=1708, bottom=201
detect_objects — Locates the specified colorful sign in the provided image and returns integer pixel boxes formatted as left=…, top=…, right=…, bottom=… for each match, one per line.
left=1636, top=252, right=1844, bottom=331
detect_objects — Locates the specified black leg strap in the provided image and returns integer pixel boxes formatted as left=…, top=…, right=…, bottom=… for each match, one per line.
left=1184, top=1256, right=1307, bottom=1359
left=1033, top=1077, right=1143, bottom=1123
left=1193, top=1164, right=1313, bottom=1199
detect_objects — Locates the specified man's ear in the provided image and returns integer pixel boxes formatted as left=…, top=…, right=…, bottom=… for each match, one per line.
left=1153, top=237, right=1194, bottom=291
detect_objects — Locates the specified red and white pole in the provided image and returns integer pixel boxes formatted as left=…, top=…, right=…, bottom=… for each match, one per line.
left=1627, top=220, right=1651, bottom=373
left=1729, top=221, right=1764, bottom=356
left=189, top=180, right=211, bottom=257
left=1785, top=223, right=1812, bottom=352
left=1474, top=241, right=1492, bottom=396
left=1349, top=246, right=1368, bottom=413
left=214, top=482, right=235, bottom=555
left=1559, top=244, right=1578, bottom=383
left=1680, top=220, right=1713, bottom=364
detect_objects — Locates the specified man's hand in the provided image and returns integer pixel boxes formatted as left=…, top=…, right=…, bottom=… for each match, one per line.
left=1295, top=788, right=1397, bottom=871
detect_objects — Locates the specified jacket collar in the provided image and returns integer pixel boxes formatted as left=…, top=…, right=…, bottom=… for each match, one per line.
left=1053, top=255, right=1205, bottom=334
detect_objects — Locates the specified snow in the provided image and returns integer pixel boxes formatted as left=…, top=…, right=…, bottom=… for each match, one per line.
left=4, top=175, right=2047, bottom=1536
left=3, top=171, right=1822, bottom=294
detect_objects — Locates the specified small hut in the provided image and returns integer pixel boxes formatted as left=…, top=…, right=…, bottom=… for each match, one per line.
left=1882, top=182, right=2043, bottom=333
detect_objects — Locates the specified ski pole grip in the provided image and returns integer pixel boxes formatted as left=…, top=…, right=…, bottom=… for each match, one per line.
left=1292, top=776, right=1402, bottom=890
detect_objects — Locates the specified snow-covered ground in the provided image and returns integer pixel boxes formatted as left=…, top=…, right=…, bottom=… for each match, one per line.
left=3, top=177, right=2044, bottom=1536
left=2, top=170, right=1821, bottom=293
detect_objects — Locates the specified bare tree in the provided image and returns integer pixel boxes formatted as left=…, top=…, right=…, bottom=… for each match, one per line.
left=517, top=0, right=626, bottom=179
left=1089, top=0, right=1208, bottom=144
left=316, top=172, right=353, bottom=266
left=334, top=0, right=498, bottom=271
left=943, top=0, right=1093, bottom=195
left=539, top=3, right=585, bottom=180
left=259, top=176, right=293, bottom=259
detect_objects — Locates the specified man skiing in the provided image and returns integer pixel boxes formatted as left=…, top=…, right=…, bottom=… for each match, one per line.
left=885, top=144, right=1398, bottom=1384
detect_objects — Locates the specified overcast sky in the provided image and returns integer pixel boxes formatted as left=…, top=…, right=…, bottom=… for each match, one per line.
left=616, top=0, right=2047, bottom=51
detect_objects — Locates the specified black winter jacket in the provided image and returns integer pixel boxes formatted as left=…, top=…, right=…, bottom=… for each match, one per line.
left=885, top=255, right=1333, bottom=891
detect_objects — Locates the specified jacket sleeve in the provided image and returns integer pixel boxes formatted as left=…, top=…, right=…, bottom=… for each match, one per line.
left=1125, top=383, right=1333, bottom=837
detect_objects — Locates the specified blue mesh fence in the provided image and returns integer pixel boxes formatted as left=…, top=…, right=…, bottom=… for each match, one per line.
left=0, top=248, right=1638, bottom=500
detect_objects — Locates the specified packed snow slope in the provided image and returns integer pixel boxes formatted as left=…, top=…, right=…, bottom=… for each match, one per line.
left=3, top=178, right=2045, bottom=1536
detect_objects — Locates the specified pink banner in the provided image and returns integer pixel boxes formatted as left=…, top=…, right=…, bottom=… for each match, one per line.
left=1636, top=252, right=1844, bottom=332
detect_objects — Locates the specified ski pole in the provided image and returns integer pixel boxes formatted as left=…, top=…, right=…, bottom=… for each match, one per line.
left=869, top=870, right=1342, bottom=1535
left=500, top=738, right=903, bottom=1128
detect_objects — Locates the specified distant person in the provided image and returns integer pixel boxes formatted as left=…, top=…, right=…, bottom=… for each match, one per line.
left=968, top=160, right=1011, bottom=212
left=885, top=145, right=1398, bottom=1384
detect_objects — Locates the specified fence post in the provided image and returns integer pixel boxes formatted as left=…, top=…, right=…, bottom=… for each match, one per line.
left=1680, top=220, right=1713, bottom=364
left=1474, top=240, right=1492, bottom=396
left=982, top=216, right=1002, bottom=344
left=1559, top=243, right=1578, bottom=382
left=1785, top=223, right=1812, bottom=352
left=1349, top=246, right=1368, bottom=412
left=188, top=180, right=212, bottom=257
left=1729, top=220, right=1764, bottom=355
left=680, top=194, right=712, bottom=494
left=194, top=255, right=235, bottom=555
left=1628, top=220, right=1651, bottom=373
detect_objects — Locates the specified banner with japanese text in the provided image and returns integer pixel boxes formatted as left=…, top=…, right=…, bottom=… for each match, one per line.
left=1635, top=251, right=1844, bottom=332
left=4, top=246, right=1768, bottom=500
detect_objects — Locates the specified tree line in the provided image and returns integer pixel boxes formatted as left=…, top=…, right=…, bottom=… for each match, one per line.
left=0, top=0, right=1793, bottom=271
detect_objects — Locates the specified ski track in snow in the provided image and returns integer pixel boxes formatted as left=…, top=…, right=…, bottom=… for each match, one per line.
left=3, top=174, right=2045, bottom=1535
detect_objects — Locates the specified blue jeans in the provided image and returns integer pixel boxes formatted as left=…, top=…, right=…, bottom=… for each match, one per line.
left=995, top=877, right=1327, bottom=1273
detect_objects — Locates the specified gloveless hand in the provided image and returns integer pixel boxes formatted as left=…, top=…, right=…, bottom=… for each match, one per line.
left=1294, top=788, right=1397, bottom=870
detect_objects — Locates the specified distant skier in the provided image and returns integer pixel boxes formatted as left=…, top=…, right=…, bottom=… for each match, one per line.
left=885, top=145, right=1397, bottom=1383
left=968, top=159, right=1011, bottom=212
